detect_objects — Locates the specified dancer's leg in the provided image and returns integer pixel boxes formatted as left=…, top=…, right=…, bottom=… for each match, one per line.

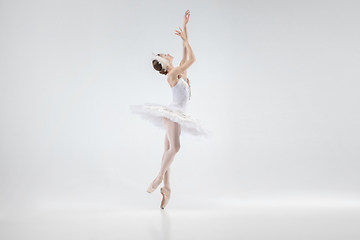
left=151, top=117, right=181, bottom=188
left=161, top=124, right=181, bottom=188
left=159, top=117, right=181, bottom=176
left=162, top=133, right=171, bottom=188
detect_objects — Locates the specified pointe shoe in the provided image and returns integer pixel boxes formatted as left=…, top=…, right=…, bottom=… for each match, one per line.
left=147, top=173, right=164, bottom=194
left=160, top=187, right=171, bottom=209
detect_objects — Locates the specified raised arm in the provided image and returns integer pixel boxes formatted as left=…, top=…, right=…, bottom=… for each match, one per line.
left=180, top=10, right=190, bottom=65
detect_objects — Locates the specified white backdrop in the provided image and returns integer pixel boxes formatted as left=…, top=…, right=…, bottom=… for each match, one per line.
left=1, top=0, right=359, bottom=214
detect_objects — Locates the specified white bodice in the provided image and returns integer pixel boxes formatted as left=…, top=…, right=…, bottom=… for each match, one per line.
left=168, top=77, right=190, bottom=113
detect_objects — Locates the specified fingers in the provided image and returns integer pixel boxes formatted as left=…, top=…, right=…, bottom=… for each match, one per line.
left=184, top=10, right=190, bottom=17
left=175, top=27, right=184, bottom=38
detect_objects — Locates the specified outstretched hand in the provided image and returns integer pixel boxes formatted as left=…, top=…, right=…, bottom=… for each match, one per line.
left=175, top=27, right=187, bottom=41
left=184, top=10, right=190, bottom=25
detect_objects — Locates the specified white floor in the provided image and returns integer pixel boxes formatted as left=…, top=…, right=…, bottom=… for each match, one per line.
left=1, top=204, right=360, bottom=240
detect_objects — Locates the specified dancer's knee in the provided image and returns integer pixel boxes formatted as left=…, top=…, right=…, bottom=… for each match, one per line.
left=171, top=143, right=181, bottom=153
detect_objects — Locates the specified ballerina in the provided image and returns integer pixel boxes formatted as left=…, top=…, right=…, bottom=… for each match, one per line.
left=130, top=10, right=211, bottom=209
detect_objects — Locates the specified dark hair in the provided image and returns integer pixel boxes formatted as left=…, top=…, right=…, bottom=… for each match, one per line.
left=152, top=54, right=168, bottom=75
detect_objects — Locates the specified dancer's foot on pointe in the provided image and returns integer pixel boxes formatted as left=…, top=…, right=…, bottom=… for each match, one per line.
left=147, top=173, right=164, bottom=193
left=160, top=186, right=171, bottom=209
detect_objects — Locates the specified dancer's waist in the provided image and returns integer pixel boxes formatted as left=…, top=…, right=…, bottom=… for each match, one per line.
left=168, top=102, right=187, bottom=113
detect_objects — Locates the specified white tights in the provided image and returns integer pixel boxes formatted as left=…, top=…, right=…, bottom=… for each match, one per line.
left=153, top=117, right=181, bottom=189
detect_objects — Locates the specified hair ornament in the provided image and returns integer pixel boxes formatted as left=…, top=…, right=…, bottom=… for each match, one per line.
left=151, top=52, right=169, bottom=71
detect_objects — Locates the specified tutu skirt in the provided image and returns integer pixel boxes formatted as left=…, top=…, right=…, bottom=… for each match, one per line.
left=130, top=102, right=212, bottom=141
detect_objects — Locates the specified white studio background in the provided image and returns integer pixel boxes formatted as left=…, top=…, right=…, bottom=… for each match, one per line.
left=0, top=0, right=359, bottom=214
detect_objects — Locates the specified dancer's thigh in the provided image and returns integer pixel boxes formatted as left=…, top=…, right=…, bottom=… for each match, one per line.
left=162, top=117, right=180, bottom=150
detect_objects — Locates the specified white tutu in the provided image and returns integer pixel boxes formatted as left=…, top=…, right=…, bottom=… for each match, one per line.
left=130, top=77, right=212, bottom=141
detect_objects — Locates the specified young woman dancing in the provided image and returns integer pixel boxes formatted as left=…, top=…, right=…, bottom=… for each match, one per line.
left=130, top=10, right=211, bottom=209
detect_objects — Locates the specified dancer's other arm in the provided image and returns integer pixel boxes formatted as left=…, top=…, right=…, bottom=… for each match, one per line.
left=171, top=27, right=196, bottom=78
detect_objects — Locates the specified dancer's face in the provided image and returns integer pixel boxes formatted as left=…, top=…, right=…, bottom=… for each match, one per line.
left=160, top=53, right=173, bottom=63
